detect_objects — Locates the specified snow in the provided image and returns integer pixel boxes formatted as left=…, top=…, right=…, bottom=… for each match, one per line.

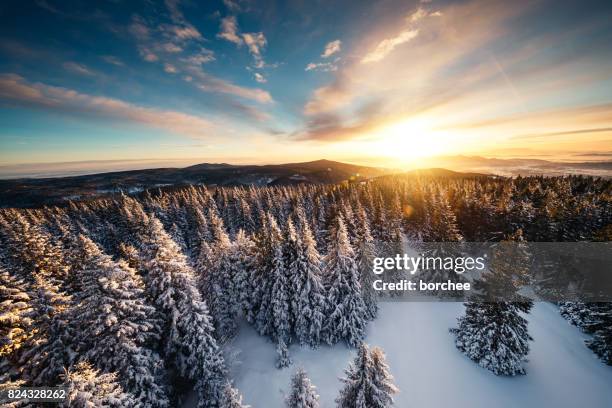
left=218, top=301, right=612, bottom=408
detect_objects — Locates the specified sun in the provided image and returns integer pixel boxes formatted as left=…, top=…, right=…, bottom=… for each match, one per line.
left=371, top=116, right=455, bottom=163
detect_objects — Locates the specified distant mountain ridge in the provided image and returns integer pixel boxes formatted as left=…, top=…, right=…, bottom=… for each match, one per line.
left=2, top=156, right=610, bottom=208
left=0, top=159, right=392, bottom=208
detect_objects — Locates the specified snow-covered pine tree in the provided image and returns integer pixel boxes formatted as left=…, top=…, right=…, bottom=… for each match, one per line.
left=559, top=301, right=593, bottom=330
left=136, top=215, right=227, bottom=407
left=63, top=361, right=135, bottom=408
left=17, top=273, right=73, bottom=387
left=229, top=230, right=257, bottom=324
left=0, top=267, right=33, bottom=359
left=195, top=241, right=214, bottom=292
left=252, top=213, right=286, bottom=340
left=219, top=382, right=250, bottom=408
left=354, top=203, right=378, bottom=320
left=335, top=343, right=397, bottom=408
left=207, top=211, right=240, bottom=340
left=270, top=219, right=299, bottom=368
left=0, top=211, right=65, bottom=280
left=71, top=235, right=169, bottom=407
left=251, top=213, right=277, bottom=338
left=286, top=368, right=320, bottom=408
left=368, top=347, right=399, bottom=408
left=276, top=337, right=292, bottom=369
left=584, top=302, right=612, bottom=365
left=323, top=215, right=367, bottom=347
left=291, top=219, right=326, bottom=348
left=450, top=235, right=534, bottom=376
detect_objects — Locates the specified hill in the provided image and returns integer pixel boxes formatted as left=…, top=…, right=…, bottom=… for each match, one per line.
left=0, top=159, right=392, bottom=208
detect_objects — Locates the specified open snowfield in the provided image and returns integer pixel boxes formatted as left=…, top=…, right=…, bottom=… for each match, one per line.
left=221, top=301, right=612, bottom=408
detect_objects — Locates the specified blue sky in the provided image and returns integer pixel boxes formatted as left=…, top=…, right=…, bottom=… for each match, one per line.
left=1, top=0, right=612, bottom=174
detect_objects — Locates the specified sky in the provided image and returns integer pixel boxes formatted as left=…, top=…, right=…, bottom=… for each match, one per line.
left=1, top=0, right=612, bottom=175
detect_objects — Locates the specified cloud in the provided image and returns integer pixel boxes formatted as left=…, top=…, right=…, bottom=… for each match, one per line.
left=217, top=16, right=268, bottom=68
left=164, top=63, right=178, bottom=73
left=407, top=7, right=427, bottom=23
left=129, top=15, right=150, bottom=41
left=161, top=24, right=202, bottom=41
left=512, top=127, right=612, bottom=140
left=161, top=42, right=182, bottom=53
left=360, top=6, right=443, bottom=64
left=218, top=16, right=243, bottom=44
left=299, top=1, right=536, bottom=143
left=223, top=0, right=244, bottom=12
left=305, top=61, right=338, bottom=72
left=63, top=62, right=95, bottom=76
left=140, top=48, right=159, bottom=62
left=321, top=40, right=342, bottom=58
left=0, top=73, right=216, bottom=138
left=242, top=32, right=267, bottom=67
left=183, top=51, right=215, bottom=66
left=164, top=0, right=185, bottom=24
left=101, top=55, right=124, bottom=66
left=162, top=0, right=203, bottom=40
left=303, top=76, right=350, bottom=115
left=294, top=107, right=384, bottom=142
left=254, top=72, right=266, bottom=83
left=361, top=29, right=419, bottom=63
left=195, top=74, right=272, bottom=103
left=128, top=12, right=270, bottom=104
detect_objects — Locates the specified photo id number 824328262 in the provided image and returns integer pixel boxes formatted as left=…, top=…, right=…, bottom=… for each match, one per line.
left=0, top=387, right=68, bottom=403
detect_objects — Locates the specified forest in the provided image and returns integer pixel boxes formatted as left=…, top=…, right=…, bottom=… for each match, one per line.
left=1, top=174, right=611, bottom=407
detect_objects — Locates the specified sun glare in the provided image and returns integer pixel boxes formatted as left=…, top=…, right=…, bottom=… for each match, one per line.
left=372, top=117, right=455, bottom=163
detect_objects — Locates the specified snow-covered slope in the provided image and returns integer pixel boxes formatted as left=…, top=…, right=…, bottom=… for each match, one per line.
left=222, top=302, right=612, bottom=408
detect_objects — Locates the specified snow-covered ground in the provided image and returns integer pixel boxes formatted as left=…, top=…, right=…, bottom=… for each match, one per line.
left=221, top=301, right=612, bottom=408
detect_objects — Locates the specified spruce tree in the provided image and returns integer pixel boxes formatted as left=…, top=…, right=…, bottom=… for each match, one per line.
left=291, top=220, right=327, bottom=348
left=584, top=302, right=612, bottom=365
left=450, top=237, right=533, bottom=376
left=136, top=215, right=227, bottom=406
left=369, top=347, right=399, bottom=408
left=323, top=215, right=367, bottom=347
left=220, top=383, right=250, bottom=408
left=63, top=361, right=135, bottom=408
left=336, top=343, right=397, bottom=408
left=207, top=212, right=239, bottom=340
left=0, top=267, right=33, bottom=358
left=251, top=213, right=278, bottom=338
left=271, top=219, right=295, bottom=368
left=354, top=203, right=378, bottom=320
left=286, top=368, right=320, bottom=408
left=18, top=273, right=73, bottom=386
left=230, top=230, right=257, bottom=324
left=71, top=235, right=169, bottom=407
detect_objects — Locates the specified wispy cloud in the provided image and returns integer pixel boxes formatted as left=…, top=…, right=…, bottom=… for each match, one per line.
left=295, top=1, right=555, bottom=147
left=306, top=40, right=342, bottom=72
left=223, top=0, right=245, bottom=12
left=62, top=61, right=95, bottom=76
left=129, top=11, right=271, bottom=104
left=321, top=40, right=341, bottom=58
left=194, top=72, right=272, bottom=103
left=101, top=55, right=124, bottom=66
left=0, top=73, right=217, bottom=139
left=361, top=6, right=440, bottom=64
left=361, top=29, right=419, bottom=63
left=163, top=0, right=203, bottom=40
left=305, top=61, right=338, bottom=72
left=217, top=16, right=268, bottom=68
left=303, top=75, right=350, bottom=115
left=164, top=63, right=178, bottom=73
left=218, top=16, right=243, bottom=44
left=242, top=32, right=267, bottom=68
left=254, top=72, right=266, bottom=83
